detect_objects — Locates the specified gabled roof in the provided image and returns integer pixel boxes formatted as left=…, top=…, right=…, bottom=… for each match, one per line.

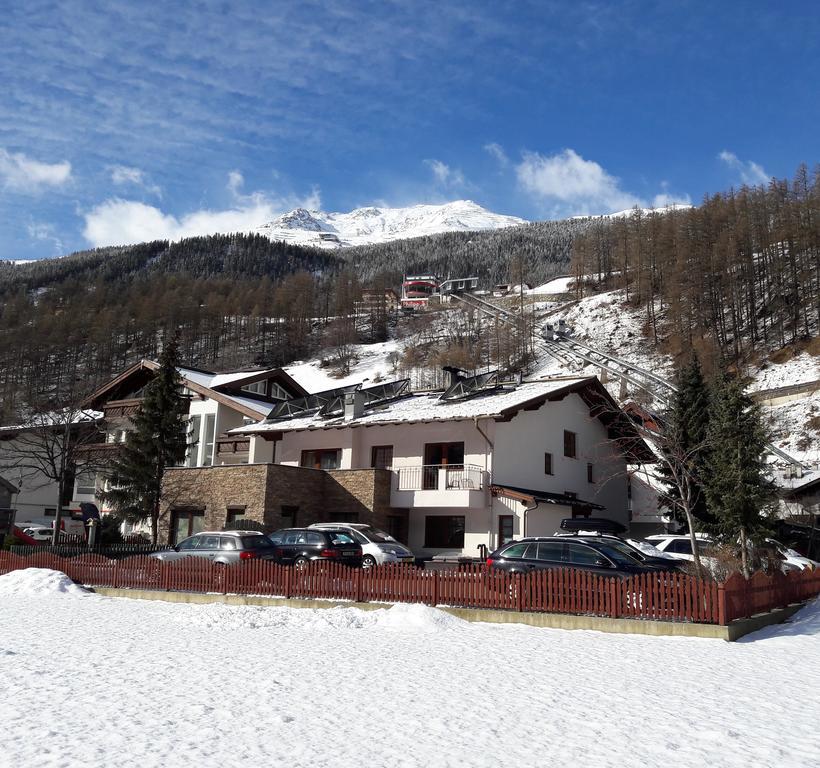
left=83, top=360, right=307, bottom=422
left=233, top=376, right=654, bottom=464
left=0, top=476, right=18, bottom=494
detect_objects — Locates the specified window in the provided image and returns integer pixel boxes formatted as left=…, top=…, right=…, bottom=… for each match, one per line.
left=537, top=542, right=564, bottom=562
left=171, top=509, right=205, bottom=544
left=564, top=491, right=578, bottom=500
left=566, top=543, right=603, bottom=565
left=424, top=515, right=465, bottom=548
left=75, top=473, right=96, bottom=496
left=300, top=449, right=341, bottom=470
left=44, top=508, right=56, bottom=517
left=241, top=380, right=267, bottom=395
left=334, top=511, right=359, bottom=523
left=587, top=463, right=594, bottom=483
left=203, top=414, right=216, bottom=466
left=187, top=415, right=201, bottom=467
left=225, top=507, right=246, bottom=526
left=544, top=452, right=553, bottom=475
left=270, top=382, right=290, bottom=400
left=499, top=542, right=529, bottom=559
left=220, top=537, right=237, bottom=550
left=666, top=539, right=692, bottom=555
left=371, top=445, right=394, bottom=470
left=329, top=532, right=356, bottom=545
left=422, top=442, right=464, bottom=489
left=201, top=535, right=221, bottom=550
left=563, top=430, right=577, bottom=458
left=498, top=515, right=514, bottom=547
left=306, top=532, right=325, bottom=545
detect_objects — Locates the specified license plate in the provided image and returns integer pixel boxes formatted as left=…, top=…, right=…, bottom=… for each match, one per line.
left=342, top=550, right=357, bottom=557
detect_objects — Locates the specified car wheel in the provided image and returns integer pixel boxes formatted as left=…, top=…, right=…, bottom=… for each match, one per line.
left=294, top=557, right=309, bottom=570
left=362, top=555, right=378, bottom=568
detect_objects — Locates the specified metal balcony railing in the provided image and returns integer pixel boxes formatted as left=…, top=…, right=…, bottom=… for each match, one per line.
left=394, top=464, right=485, bottom=491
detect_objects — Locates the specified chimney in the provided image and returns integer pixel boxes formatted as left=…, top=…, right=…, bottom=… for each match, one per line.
left=344, top=390, right=366, bottom=421
left=545, top=324, right=554, bottom=341
left=558, top=318, right=566, bottom=334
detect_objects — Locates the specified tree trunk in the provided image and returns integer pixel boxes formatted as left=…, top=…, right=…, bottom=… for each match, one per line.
left=739, top=526, right=750, bottom=579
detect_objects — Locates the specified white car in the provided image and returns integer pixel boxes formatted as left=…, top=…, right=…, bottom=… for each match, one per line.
left=309, top=523, right=414, bottom=567
left=23, top=526, right=55, bottom=542
left=765, top=539, right=819, bottom=572
left=644, top=533, right=714, bottom=562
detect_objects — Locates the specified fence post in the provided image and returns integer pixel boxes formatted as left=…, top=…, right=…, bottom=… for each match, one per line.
left=717, top=581, right=727, bottom=625
left=516, top=574, right=523, bottom=612
left=431, top=570, right=439, bottom=607
left=284, top=565, right=291, bottom=600
left=355, top=567, right=363, bottom=604
left=608, top=578, right=620, bottom=619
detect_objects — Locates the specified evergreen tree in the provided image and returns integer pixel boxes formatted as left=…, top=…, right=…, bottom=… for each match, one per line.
left=658, top=356, right=713, bottom=527
left=703, top=373, right=777, bottom=577
left=100, top=335, right=188, bottom=544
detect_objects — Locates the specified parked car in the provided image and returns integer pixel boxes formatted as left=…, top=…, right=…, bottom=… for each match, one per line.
left=23, top=526, right=54, bottom=542
left=150, top=531, right=278, bottom=564
left=268, top=528, right=363, bottom=568
left=308, top=522, right=414, bottom=567
left=554, top=519, right=681, bottom=570
left=487, top=537, right=669, bottom=578
left=644, top=534, right=714, bottom=563
left=763, top=538, right=818, bottom=572
left=555, top=533, right=682, bottom=571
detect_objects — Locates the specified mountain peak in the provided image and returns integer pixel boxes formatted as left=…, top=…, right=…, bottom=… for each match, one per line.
left=258, top=201, right=526, bottom=249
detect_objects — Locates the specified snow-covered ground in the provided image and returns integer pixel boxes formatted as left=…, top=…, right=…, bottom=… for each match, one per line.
left=285, top=339, right=403, bottom=392
left=2, top=568, right=820, bottom=768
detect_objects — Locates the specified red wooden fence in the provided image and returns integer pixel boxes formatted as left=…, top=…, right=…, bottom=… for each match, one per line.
left=1, top=551, right=818, bottom=626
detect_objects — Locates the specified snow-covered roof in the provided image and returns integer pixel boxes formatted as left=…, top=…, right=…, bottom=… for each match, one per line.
left=775, top=468, right=820, bottom=493
left=0, top=410, right=103, bottom=433
left=232, top=378, right=590, bottom=434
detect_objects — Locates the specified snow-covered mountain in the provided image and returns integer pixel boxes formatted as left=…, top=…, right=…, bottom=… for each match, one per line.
left=257, top=200, right=527, bottom=248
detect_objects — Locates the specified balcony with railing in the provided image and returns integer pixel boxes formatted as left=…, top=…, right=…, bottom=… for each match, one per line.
left=391, top=464, right=488, bottom=508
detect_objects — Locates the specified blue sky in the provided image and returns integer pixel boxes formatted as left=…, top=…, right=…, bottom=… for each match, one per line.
left=1, top=0, right=818, bottom=260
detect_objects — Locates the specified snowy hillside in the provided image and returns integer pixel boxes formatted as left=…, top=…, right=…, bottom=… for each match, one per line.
left=257, top=200, right=527, bottom=249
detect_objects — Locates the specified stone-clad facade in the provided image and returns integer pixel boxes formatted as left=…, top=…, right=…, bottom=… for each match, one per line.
left=160, top=463, right=404, bottom=543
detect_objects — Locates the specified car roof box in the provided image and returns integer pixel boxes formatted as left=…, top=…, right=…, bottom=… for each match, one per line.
left=559, top=517, right=627, bottom=535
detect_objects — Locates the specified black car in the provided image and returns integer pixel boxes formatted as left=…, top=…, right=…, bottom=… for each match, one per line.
left=487, top=537, right=667, bottom=578
left=268, top=528, right=363, bottom=568
left=559, top=534, right=683, bottom=571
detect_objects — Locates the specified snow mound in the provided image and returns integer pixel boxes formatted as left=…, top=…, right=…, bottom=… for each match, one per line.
left=369, top=602, right=465, bottom=632
left=0, top=568, right=88, bottom=597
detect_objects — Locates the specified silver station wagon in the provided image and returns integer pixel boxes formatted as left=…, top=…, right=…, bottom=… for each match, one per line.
left=151, top=530, right=278, bottom=564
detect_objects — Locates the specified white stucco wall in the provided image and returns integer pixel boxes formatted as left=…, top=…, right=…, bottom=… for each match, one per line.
left=492, top=392, right=629, bottom=528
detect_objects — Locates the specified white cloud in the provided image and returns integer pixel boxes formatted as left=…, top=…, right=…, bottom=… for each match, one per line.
left=516, top=148, right=689, bottom=216
left=483, top=142, right=509, bottom=167
left=718, top=151, right=769, bottom=186
left=516, top=149, right=641, bottom=214
left=82, top=173, right=322, bottom=247
left=425, top=159, right=466, bottom=189
left=0, top=148, right=71, bottom=192
left=109, top=165, right=162, bottom=197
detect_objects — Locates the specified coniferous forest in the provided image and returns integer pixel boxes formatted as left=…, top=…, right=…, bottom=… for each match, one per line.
left=0, top=168, right=818, bottom=422
left=571, top=164, right=820, bottom=365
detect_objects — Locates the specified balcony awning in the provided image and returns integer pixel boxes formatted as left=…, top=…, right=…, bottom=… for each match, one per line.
left=490, top=484, right=604, bottom=510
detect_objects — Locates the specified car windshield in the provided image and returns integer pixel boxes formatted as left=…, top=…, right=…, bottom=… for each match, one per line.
left=242, top=536, right=273, bottom=549
left=595, top=544, right=642, bottom=567
left=627, top=538, right=674, bottom=558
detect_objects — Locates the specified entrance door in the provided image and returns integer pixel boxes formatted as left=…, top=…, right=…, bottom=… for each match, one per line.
left=423, top=442, right=464, bottom=489
left=498, top=515, right=514, bottom=547
left=171, top=509, right=205, bottom=544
